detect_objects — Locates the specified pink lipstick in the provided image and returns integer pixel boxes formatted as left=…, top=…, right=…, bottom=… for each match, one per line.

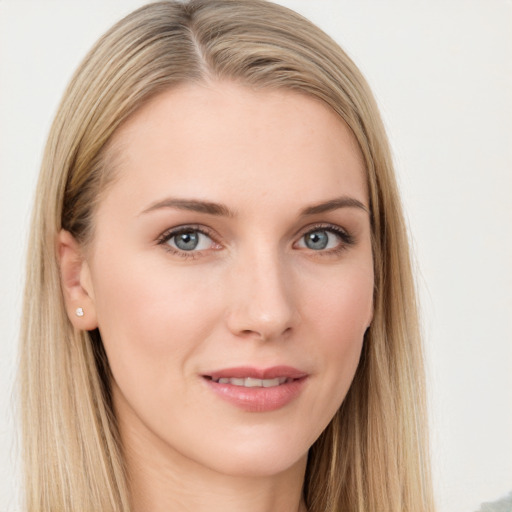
left=202, top=366, right=308, bottom=412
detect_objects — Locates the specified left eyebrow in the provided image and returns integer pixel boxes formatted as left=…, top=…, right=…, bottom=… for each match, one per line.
left=300, top=196, right=369, bottom=216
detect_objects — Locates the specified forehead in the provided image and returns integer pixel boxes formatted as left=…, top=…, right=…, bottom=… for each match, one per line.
left=103, top=81, right=367, bottom=214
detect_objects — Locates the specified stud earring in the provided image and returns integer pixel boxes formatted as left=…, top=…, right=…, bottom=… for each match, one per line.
left=75, top=307, right=84, bottom=317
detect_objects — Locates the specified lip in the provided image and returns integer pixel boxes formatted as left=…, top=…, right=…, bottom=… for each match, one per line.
left=202, top=366, right=308, bottom=413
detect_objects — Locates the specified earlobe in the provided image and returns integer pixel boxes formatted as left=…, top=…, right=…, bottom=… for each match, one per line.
left=57, top=230, right=98, bottom=331
left=366, top=301, right=374, bottom=331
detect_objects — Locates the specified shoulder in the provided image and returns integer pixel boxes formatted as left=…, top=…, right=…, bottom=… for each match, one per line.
left=475, top=491, right=512, bottom=512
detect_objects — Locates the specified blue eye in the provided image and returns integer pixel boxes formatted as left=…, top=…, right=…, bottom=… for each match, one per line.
left=304, top=230, right=330, bottom=250
left=297, top=226, right=353, bottom=252
left=163, top=228, right=214, bottom=252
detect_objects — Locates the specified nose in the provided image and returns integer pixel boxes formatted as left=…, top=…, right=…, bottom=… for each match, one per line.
left=225, top=247, right=299, bottom=342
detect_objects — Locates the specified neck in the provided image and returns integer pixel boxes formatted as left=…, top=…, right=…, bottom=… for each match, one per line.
left=119, top=411, right=308, bottom=512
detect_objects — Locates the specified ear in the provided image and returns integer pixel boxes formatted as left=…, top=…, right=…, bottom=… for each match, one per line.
left=57, top=230, right=98, bottom=331
left=365, top=302, right=373, bottom=334
left=367, top=308, right=373, bottom=330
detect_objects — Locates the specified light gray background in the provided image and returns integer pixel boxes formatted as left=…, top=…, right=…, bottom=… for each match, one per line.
left=1, top=1, right=511, bottom=511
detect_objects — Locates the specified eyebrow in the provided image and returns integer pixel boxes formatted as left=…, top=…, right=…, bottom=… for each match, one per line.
left=299, top=196, right=368, bottom=216
left=140, top=195, right=368, bottom=217
left=141, top=198, right=235, bottom=217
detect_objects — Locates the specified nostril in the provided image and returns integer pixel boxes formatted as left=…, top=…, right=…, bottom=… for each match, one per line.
left=225, top=288, right=299, bottom=341
left=237, top=325, right=293, bottom=342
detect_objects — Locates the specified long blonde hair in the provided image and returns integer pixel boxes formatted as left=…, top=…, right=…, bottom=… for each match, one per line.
left=19, top=1, right=434, bottom=510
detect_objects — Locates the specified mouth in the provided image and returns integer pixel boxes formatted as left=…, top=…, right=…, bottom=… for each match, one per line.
left=202, top=366, right=308, bottom=412
left=205, top=376, right=292, bottom=387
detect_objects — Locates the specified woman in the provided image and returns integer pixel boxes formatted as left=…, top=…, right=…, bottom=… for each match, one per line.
left=19, top=1, right=434, bottom=511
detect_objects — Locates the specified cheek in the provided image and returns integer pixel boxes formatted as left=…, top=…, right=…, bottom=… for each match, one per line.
left=306, top=261, right=373, bottom=343
left=300, top=263, right=373, bottom=421
left=90, top=255, right=223, bottom=387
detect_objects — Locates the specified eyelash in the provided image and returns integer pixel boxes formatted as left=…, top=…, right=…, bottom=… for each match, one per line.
left=156, top=223, right=355, bottom=259
left=298, top=223, right=355, bottom=256
left=157, top=224, right=218, bottom=260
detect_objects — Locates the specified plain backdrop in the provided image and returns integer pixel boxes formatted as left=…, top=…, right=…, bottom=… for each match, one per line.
left=1, top=1, right=511, bottom=511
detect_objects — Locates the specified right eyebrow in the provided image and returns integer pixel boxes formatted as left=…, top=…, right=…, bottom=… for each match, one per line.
left=300, top=196, right=369, bottom=216
left=139, top=198, right=235, bottom=217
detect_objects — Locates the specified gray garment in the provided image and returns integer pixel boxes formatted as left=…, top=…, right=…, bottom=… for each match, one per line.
left=476, top=492, right=512, bottom=512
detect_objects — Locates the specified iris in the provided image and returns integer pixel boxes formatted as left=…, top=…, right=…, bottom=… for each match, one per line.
left=175, top=231, right=200, bottom=251
left=304, top=230, right=329, bottom=250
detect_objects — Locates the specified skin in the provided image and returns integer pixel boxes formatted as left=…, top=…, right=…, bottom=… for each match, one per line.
left=59, top=82, right=374, bottom=512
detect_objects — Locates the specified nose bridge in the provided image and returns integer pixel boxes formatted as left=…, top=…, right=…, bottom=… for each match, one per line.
left=226, top=243, right=297, bottom=340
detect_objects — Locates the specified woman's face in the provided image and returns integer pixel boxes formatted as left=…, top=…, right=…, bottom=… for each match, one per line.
left=77, top=82, right=373, bottom=477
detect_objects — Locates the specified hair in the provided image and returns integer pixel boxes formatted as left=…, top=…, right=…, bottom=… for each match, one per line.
left=19, top=1, right=435, bottom=511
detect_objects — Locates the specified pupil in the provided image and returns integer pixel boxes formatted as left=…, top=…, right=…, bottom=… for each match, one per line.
left=306, top=231, right=328, bottom=250
left=175, top=231, right=199, bottom=251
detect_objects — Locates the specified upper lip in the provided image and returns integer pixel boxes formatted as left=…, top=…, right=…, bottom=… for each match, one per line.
left=204, top=366, right=308, bottom=381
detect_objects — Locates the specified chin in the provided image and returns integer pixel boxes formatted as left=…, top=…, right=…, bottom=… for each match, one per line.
left=207, top=447, right=309, bottom=479
left=183, top=424, right=314, bottom=479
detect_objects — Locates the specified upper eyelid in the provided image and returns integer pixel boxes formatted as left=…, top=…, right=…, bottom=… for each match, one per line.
left=294, top=223, right=355, bottom=249
left=157, top=225, right=219, bottom=259
left=157, top=224, right=217, bottom=242
left=156, top=222, right=353, bottom=250
left=294, top=222, right=351, bottom=239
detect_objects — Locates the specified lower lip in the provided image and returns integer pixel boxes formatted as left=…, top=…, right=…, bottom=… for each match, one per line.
left=203, top=377, right=308, bottom=412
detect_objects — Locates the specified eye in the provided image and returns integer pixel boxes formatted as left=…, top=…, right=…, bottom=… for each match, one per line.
left=303, top=230, right=332, bottom=250
left=158, top=226, right=218, bottom=255
left=295, top=225, right=354, bottom=253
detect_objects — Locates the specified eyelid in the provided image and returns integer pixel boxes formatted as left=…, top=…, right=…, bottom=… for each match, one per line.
left=293, top=223, right=355, bottom=252
left=157, top=224, right=215, bottom=243
left=156, top=224, right=221, bottom=258
left=155, top=222, right=355, bottom=259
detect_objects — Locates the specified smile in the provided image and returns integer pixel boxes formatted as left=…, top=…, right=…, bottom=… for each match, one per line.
left=210, top=377, right=289, bottom=387
left=202, top=366, right=308, bottom=412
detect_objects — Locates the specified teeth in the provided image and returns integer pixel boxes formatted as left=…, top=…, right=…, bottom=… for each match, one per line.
left=214, top=377, right=288, bottom=387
